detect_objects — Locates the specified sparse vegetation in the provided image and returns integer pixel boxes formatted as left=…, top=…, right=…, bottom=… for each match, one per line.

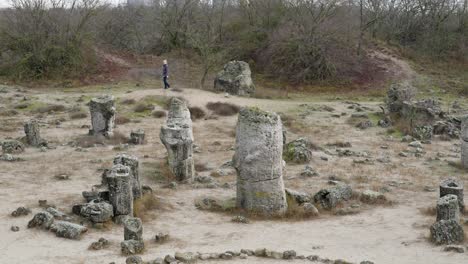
left=189, top=106, right=206, bottom=120
left=206, top=102, right=240, bottom=116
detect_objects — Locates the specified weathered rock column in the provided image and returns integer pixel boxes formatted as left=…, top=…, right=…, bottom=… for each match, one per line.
left=24, top=120, right=45, bottom=146
left=130, top=129, right=145, bottom=145
left=430, top=194, right=465, bottom=244
left=107, top=164, right=133, bottom=217
left=121, top=217, right=144, bottom=255
left=89, top=95, right=116, bottom=137
left=160, top=98, right=194, bottom=182
left=114, top=154, right=142, bottom=199
left=461, top=115, right=468, bottom=169
left=233, top=107, right=287, bottom=215
left=440, top=178, right=464, bottom=212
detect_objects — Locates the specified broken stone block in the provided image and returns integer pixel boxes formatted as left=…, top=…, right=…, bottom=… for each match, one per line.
left=284, top=138, right=313, bottom=163
left=360, top=190, right=387, bottom=204
left=160, top=98, right=195, bottom=182
left=285, top=188, right=311, bottom=204
left=89, top=95, right=115, bottom=137
left=440, top=178, right=464, bottom=212
left=436, top=195, right=460, bottom=222
left=11, top=206, right=31, bottom=217
left=114, top=154, right=142, bottom=199
left=27, top=211, right=54, bottom=229
left=89, top=238, right=109, bottom=250
left=233, top=107, right=287, bottom=215
left=430, top=219, right=465, bottom=245
left=80, top=200, right=114, bottom=223
left=314, top=184, right=352, bottom=210
left=386, top=83, right=415, bottom=113
left=49, top=221, right=88, bottom=239
left=24, top=120, right=46, bottom=146
left=214, top=61, right=255, bottom=96
left=124, top=217, right=143, bottom=241
left=130, top=129, right=145, bottom=145
left=154, top=232, right=169, bottom=243
left=121, top=239, right=145, bottom=255
left=126, top=256, right=143, bottom=264
left=175, top=252, right=198, bottom=263
left=1, top=140, right=25, bottom=154
left=107, top=164, right=133, bottom=217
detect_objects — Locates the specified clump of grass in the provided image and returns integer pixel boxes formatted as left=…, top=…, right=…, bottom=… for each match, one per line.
left=36, top=104, right=66, bottom=113
left=420, top=206, right=437, bottom=216
left=194, top=162, right=210, bottom=172
left=14, top=103, right=29, bottom=109
left=133, top=193, right=161, bottom=221
left=0, top=109, right=18, bottom=116
left=152, top=110, right=166, bottom=118
left=142, top=160, right=176, bottom=183
left=206, top=102, right=241, bottom=116
left=74, top=131, right=129, bottom=148
left=121, top=98, right=136, bottom=105
left=326, top=141, right=352, bottom=148
left=134, top=103, right=154, bottom=113
left=279, top=113, right=309, bottom=134
left=194, top=196, right=237, bottom=212
left=70, top=111, right=87, bottom=119
left=189, top=106, right=206, bottom=120
left=116, top=116, right=131, bottom=124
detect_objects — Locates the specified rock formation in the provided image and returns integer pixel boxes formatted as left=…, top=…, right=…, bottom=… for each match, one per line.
left=440, top=178, right=464, bottom=212
left=24, top=120, right=46, bottom=146
left=386, top=82, right=414, bottom=113
left=214, top=61, right=255, bottom=96
left=160, top=98, right=194, bottom=182
left=1, top=140, right=25, bottom=154
left=89, top=95, right=116, bottom=137
left=233, top=107, right=287, bottom=215
left=462, top=115, right=468, bottom=169
left=130, top=129, right=145, bottom=145
left=313, top=184, right=353, bottom=210
left=283, top=138, right=314, bottom=163
left=122, top=217, right=144, bottom=255
left=114, top=154, right=142, bottom=199
left=430, top=195, right=465, bottom=244
left=107, top=164, right=133, bottom=217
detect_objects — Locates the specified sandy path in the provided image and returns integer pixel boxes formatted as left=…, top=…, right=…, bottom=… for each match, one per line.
left=0, top=87, right=466, bottom=264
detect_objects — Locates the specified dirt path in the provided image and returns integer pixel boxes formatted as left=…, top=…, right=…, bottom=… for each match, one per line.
left=0, top=87, right=466, bottom=264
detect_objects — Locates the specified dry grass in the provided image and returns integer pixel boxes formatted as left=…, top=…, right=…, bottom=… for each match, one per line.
left=194, top=162, right=210, bottom=172
left=172, top=88, right=184, bottom=93
left=36, top=104, right=66, bottom=113
left=115, top=116, right=131, bottom=125
left=134, top=103, right=154, bottom=113
left=280, top=113, right=309, bottom=134
left=189, top=106, right=206, bottom=120
left=121, top=98, right=136, bottom=105
left=74, top=131, right=129, bottom=148
left=206, top=102, right=240, bottom=116
left=133, top=193, right=163, bottom=222
left=141, top=160, right=176, bottom=183
left=152, top=110, right=167, bottom=118
left=70, top=111, right=87, bottom=119
left=420, top=206, right=437, bottom=216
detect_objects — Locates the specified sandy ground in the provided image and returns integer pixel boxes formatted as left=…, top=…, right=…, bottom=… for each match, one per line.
left=0, top=86, right=467, bottom=264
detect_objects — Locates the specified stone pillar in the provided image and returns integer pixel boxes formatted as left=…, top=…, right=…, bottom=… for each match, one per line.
left=89, top=95, right=115, bottom=137
left=114, top=154, right=142, bottom=199
left=24, top=120, right=45, bottom=146
left=436, top=194, right=460, bottom=221
left=107, top=164, right=133, bottom=217
left=233, top=107, right=287, bottom=215
left=124, top=217, right=143, bottom=241
left=130, top=129, right=145, bottom=145
left=461, top=115, right=468, bottom=169
left=160, top=98, right=194, bottom=182
left=440, top=178, right=464, bottom=212
left=430, top=195, right=465, bottom=244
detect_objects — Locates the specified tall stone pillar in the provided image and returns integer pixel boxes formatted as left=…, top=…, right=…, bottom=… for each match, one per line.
left=160, top=98, right=194, bottom=182
left=89, top=95, right=116, bottom=137
left=233, top=107, right=287, bottom=215
left=114, top=154, right=142, bottom=199
left=107, top=164, right=133, bottom=217
left=24, top=120, right=45, bottom=146
left=461, top=115, right=468, bottom=169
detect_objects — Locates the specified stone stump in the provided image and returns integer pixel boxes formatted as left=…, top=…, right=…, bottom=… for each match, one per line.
left=160, top=98, right=194, bottom=182
left=436, top=195, right=460, bottom=221
left=214, top=61, right=255, bottom=96
left=233, top=107, right=287, bottom=215
left=440, top=178, right=464, bottom=212
left=130, top=129, right=145, bottom=145
left=124, top=217, right=143, bottom=241
left=107, top=164, right=133, bottom=217
left=89, top=95, right=115, bottom=137
left=24, top=120, right=45, bottom=146
left=114, top=154, right=142, bottom=199
left=462, top=115, right=468, bottom=169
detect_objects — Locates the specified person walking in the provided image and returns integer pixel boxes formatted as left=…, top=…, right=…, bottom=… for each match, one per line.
left=162, top=59, right=170, bottom=89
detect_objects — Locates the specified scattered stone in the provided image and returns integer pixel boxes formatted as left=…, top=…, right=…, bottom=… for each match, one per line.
left=214, top=60, right=255, bottom=96
left=164, top=255, right=177, bottom=263
left=54, top=174, right=70, bottom=180
left=126, top=256, right=143, bottom=264
left=80, top=200, right=114, bottom=223
left=440, top=178, right=464, bottom=212
left=194, top=175, right=215, bottom=184
left=302, top=203, right=319, bottom=216
left=124, top=217, right=143, bottom=241
left=154, top=232, right=169, bottom=243
left=175, top=252, right=198, bottom=262
left=27, top=211, right=54, bottom=229
left=11, top=225, right=19, bottom=232
left=408, top=141, right=422, bottom=148
left=356, top=120, right=373, bottom=129
left=254, top=248, right=266, bottom=257
left=46, top=207, right=69, bottom=220
left=401, top=135, right=413, bottom=142
left=234, top=108, right=287, bottom=215
left=0, top=153, right=24, bottom=162
left=89, top=238, right=109, bottom=250
left=130, top=129, right=145, bottom=145
left=160, top=98, right=195, bottom=182
left=285, top=188, right=311, bottom=204
left=114, top=153, right=142, bottom=199
left=443, top=245, right=465, bottom=253
left=89, top=95, right=115, bottom=137
left=413, top=125, right=433, bottom=141
left=284, top=138, right=314, bottom=163
left=1, top=140, right=25, bottom=154
left=300, top=165, right=319, bottom=177
left=108, top=164, right=133, bottom=217
left=49, top=221, right=88, bottom=239
left=231, top=215, right=249, bottom=224
left=360, top=190, right=387, bottom=204
left=314, top=184, right=352, bottom=210
left=11, top=206, right=31, bottom=217
left=121, top=240, right=145, bottom=255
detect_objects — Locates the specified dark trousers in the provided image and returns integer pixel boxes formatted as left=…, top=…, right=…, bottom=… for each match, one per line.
left=163, top=76, right=170, bottom=89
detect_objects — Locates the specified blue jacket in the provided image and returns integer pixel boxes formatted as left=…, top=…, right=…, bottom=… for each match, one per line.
left=163, top=64, right=168, bottom=77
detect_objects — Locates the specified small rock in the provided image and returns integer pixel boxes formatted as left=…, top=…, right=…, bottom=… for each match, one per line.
left=164, top=255, right=176, bottom=263
left=408, top=141, right=423, bottom=148
left=360, top=190, right=387, bottom=204
left=11, top=226, right=19, bottom=232
left=175, top=252, right=198, bottom=262
left=231, top=215, right=249, bottom=224
left=121, top=240, right=145, bottom=255
left=28, top=211, right=54, bottom=229
left=126, top=256, right=143, bottom=264
left=300, top=165, right=319, bottom=177
left=89, top=238, right=109, bottom=250
left=154, top=232, right=169, bottom=243
left=443, top=245, right=464, bottom=253
left=50, top=221, right=88, bottom=239
left=254, top=248, right=266, bottom=257
left=11, top=206, right=31, bottom=217
left=283, top=250, right=296, bottom=260
left=302, top=202, right=319, bottom=216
